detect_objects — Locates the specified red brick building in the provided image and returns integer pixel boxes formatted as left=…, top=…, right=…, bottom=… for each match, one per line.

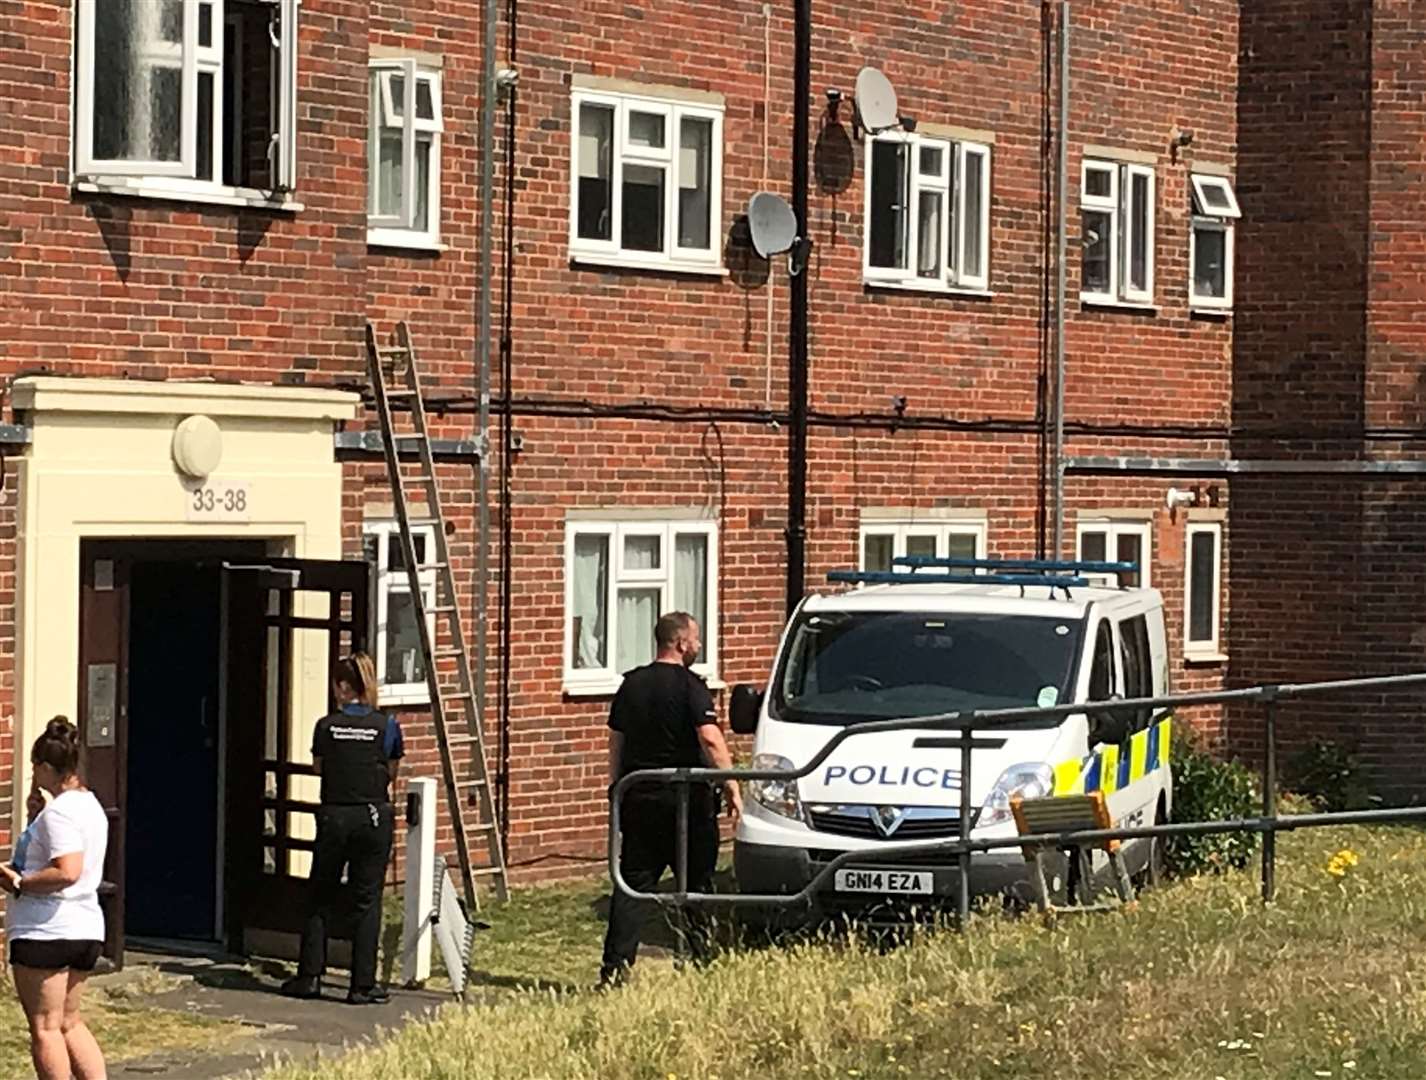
left=0, top=0, right=1420, bottom=963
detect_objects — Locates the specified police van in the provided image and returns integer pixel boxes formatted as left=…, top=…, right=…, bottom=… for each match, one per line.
left=730, top=560, right=1174, bottom=914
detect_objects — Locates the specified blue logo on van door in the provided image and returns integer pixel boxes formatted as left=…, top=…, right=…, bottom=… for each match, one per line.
left=823, top=765, right=961, bottom=790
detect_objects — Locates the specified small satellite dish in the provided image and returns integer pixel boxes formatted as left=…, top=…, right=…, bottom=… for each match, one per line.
left=747, top=192, right=798, bottom=258
left=854, top=67, right=899, bottom=133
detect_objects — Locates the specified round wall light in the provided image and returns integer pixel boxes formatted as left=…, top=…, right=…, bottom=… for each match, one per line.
left=172, top=415, right=224, bottom=480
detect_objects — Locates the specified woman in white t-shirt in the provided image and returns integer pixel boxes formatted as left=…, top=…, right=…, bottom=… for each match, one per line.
left=1, top=717, right=109, bottom=1080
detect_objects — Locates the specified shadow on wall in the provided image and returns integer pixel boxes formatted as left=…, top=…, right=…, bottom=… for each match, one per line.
left=725, top=213, right=771, bottom=352
left=1227, top=0, right=1397, bottom=786
left=85, top=199, right=133, bottom=282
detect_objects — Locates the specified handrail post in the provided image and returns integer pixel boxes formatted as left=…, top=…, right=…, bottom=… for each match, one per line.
left=957, top=714, right=972, bottom=926
left=1261, top=689, right=1279, bottom=904
left=675, top=775, right=690, bottom=965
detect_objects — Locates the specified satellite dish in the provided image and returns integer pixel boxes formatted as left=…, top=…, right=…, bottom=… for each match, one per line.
left=854, top=67, right=899, bottom=133
left=747, top=192, right=798, bottom=258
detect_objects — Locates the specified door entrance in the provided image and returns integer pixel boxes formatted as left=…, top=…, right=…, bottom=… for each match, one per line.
left=126, top=561, right=224, bottom=940
left=77, top=542, right=371, bottom=966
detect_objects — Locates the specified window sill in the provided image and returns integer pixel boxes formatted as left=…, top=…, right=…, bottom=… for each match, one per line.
left=368, top=229, right=447, bottom=253
left=1184, top=651, right=1228, bottom=665
left=564, top=674, right=726, bottom=698
left=1190, top=305, right=1233, bottom=318
left=378, top=688, right=433, bottom=709
left=74, top=178, right=302, bottom=213
left=1079, top=296, right=1157, bottom=315
left=570, top=253, right=729, bottom=277
left=864, top=279, right=995, bottom=299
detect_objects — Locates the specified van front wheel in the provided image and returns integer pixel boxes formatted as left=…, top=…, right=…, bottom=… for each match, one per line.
left=1136, top=802, right=1167, bottom=891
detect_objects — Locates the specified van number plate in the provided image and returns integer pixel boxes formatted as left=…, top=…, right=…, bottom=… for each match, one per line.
left=834, top=868, right=932, bottom=895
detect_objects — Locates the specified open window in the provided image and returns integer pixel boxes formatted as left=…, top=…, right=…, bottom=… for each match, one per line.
left=368, top=59, right=443, bottom=247
left=864, top=133, right=991, bottom=292
left=1189, top=174, right=1241, bottom=310
left=569, top=89, right=723, bottom=271
left=1116, top=613, right=1153, bottom=730
left=1081, top=159, right=1155, bottom=306
left=74, top=0, right=299, bottom=199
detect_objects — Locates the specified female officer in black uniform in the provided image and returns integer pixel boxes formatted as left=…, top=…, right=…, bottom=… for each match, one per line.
left=281, top=653, right=404, bottom=1004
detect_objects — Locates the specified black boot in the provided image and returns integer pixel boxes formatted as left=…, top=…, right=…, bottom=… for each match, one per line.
left=280, top=975, right=321, bottom=1000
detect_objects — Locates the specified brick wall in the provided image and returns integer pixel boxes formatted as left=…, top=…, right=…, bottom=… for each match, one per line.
left=1230, top=0, right=1426, bottom=794
left=35, top=0, right=1426, bottom=889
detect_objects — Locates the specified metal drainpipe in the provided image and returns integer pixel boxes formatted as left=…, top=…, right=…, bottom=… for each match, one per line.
left=476, top=0, right=498, bottom=726
left=785, top=0, right=811, bottom=620
left=1051, top=0, right=1070, bottom=559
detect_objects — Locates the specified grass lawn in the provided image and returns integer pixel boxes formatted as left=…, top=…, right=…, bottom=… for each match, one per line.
left=257, top=824, right=1426, bottom=1080
left=0, top=966, right=241, bottom=1080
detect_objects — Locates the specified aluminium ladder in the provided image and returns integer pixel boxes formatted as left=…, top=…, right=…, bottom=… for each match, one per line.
left=365, top=321, right=509, bottom=954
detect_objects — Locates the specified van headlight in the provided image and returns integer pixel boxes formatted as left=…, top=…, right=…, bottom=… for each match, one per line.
left=748, top=754, right=802, bottom=821
left=979, top=763, right=1055, bottom=827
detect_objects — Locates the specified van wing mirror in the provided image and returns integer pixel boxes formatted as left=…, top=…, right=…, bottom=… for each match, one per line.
left=1090, top=693, right=1129, bottom=747
left=729, top=684, right=764, bottom=735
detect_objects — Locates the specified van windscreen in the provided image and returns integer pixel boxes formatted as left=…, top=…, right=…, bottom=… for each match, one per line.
left=772, top=611, right=1082, bottom=726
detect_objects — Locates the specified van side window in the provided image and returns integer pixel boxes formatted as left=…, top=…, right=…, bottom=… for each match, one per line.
left=1088, top=621, right=1116, bottom=703
left=1118, top=614, right=1153, bottom=729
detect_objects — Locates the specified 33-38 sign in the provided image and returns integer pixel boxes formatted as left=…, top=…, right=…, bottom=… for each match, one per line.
left=185, top=481, right=252, bottom=522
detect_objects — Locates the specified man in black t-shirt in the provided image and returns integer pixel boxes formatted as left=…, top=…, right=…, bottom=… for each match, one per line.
left=600, top=612, right=742, bottom=987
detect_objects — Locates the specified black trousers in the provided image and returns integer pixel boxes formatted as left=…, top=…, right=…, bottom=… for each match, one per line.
left=298, top=802, right=394, bottom=991
left=601, top=789, right=719, bottom=983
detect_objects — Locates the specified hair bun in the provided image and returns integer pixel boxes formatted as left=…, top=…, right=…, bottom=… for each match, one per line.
left=46, top=716, right=78, bottom=743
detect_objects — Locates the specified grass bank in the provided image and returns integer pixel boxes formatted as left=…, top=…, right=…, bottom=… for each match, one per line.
left=265, top=825, right=1426, bottom=1080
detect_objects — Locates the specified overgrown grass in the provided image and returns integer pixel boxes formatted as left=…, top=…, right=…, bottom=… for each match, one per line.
left=260, top=825, right=1426, bottom=1079
left=0, top=967, right=240, bottom=1080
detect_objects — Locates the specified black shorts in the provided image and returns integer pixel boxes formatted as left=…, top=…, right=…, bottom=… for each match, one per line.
left=8, top=938, right=104, bottom=972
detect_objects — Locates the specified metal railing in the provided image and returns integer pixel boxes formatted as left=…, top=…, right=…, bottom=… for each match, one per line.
left=608, top=672, right=1426, bottom=926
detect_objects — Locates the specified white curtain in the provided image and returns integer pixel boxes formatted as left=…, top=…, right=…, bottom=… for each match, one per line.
left=675, top=533, right=708, bottom=662
left=617, top=588, right=659, bottom=672
left=572, top=534, right=608, bottom=668
left=624, top=534, right=661, bottom=570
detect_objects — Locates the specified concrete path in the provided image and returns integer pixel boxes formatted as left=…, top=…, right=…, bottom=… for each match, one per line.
left=103, top=947, right=449, bottom=1079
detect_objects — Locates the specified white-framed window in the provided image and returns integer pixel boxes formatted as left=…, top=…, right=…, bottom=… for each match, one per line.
left=858, top=520, right=988, bottom=573
left=363, top=521, right=438, bottom=705
left=569, top=89, right=724, bottom=272
left=1184, top=521, right=1224, bottom=658
left=1081, top=159, right=1155, bottom=305
left=565, top=519, right=718, bottom=691
left=73, top=0, right=299, bottom=199
left=1076, top=519, right=1152, bottom=588
left=864, top=133, right=991, bottom=292
left=1189, top=174, right=1241, bottom=311
left=368, top=60, right=443, bottom=248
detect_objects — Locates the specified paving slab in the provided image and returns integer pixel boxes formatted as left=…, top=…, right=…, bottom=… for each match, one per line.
left=102, top=948, right=449, bottom=1078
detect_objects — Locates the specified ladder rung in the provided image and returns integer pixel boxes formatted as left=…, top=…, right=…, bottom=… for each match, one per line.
left=458, top=775, right=487, bottom=786
left=441, top=688, right=474, bottom=699
left=471, top=866, right=504, bottom=876
left=433, top=646, right=463, bottom=658
left=428, top=605, right=457, bottom=615
left=384, top=388, right=417, bottom=399
left=379, top=347, right=411, bottom=358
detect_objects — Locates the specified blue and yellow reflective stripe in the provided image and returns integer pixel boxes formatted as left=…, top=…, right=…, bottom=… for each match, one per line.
left=1053, top=758, right=1085, bottom=796
left=1051, top=715, right=1172, bottom=796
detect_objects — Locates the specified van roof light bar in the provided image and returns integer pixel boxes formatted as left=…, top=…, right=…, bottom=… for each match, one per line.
left=892, top=556, right=1139, bottom=575
left=827, top=570, right=1092, bottom=589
